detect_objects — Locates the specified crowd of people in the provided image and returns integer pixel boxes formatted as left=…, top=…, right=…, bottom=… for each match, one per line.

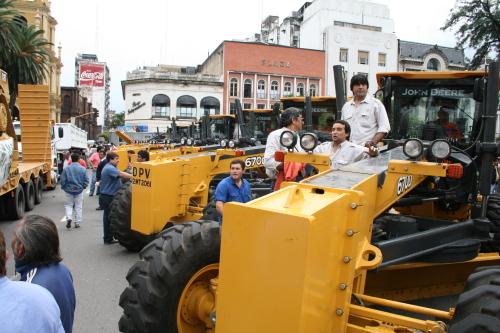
left=59, top=146, right=150, bottom=244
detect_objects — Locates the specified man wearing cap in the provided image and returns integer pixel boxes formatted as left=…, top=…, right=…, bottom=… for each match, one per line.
left=341, top=74, right=391, bottom=147
left=263, top=107, right=304, bottom=179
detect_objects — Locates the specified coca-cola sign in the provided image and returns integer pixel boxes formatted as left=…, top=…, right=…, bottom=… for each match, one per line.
left=79, top=63, right=105, bottom=87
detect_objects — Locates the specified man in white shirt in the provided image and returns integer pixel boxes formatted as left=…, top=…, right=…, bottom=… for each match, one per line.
left=263, top=107, right=304, bottom=179
left=315, top=120, right=378, bottom=170
left=341, top=74, right=391, bottom=147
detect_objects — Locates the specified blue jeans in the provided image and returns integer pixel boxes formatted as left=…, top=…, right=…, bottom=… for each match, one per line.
left=89, top=170, right=97, bottom=195
left=99, top=194, right=114, bottom=242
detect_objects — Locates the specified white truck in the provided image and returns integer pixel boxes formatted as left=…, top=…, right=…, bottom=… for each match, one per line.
left=53, top=123, right=88, bottom=152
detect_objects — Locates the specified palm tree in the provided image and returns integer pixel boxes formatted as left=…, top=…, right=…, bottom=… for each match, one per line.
left=5, top=24, right=51, bottom=113
left=0, top=0, right=20, bottom=68
left=0, top=0, right=51, bottom=114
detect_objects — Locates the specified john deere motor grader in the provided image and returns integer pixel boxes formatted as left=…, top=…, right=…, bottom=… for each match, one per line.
left=118, top=62, right=500, bottom=333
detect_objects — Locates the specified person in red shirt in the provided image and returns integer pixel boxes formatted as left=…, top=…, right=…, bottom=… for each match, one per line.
left=88, top=147, right=104, bottom=196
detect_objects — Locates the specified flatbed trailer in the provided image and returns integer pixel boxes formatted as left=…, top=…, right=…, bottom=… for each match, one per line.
left=0, top=74, right=54, bottom=219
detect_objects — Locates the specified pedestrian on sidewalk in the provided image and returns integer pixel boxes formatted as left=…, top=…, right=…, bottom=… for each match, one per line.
left=60, top=152, right=89, bottom=229
left=11, top=215, right=75, bottom=333
left=88, top=147, right=104, bottom=196
left=99, top=152, right=132, bottom=244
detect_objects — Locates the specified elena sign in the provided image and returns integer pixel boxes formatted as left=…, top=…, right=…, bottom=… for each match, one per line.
left=127, top=101, right=146, bottom=114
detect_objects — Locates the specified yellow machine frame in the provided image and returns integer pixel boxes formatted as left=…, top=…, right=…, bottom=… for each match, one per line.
left=215, top=152, right=459, bottom=332
left=130, top=146, right=266, bottom=235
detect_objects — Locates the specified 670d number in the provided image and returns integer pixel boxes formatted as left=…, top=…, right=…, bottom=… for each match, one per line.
left=245, top=156, right=263, bottom=168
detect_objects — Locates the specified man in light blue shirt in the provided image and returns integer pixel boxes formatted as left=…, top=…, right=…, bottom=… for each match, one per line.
left=0, top=230, right=64, bottom=333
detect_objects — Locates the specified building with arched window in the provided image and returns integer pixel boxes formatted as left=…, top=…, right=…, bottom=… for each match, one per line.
left=398, top=40, right=465, bottom=72
left=124, top=41, right=324, bottom=130
left=122, top=65, right=223, bottom=132
left=199, top=40, right=325, bottom=112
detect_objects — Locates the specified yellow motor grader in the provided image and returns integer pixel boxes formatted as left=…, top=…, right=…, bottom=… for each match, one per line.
left=118, top=63, right=500, bottom=333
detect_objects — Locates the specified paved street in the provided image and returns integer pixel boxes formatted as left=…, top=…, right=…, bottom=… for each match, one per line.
left=0, top=181, right=138, bottom=333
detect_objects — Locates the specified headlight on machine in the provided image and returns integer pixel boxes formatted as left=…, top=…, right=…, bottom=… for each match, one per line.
left=430, top=139, right=451, bottom=160
left=220, top=139, right=227, bottom=148
left=279, top=130, right=297, bottom=150
left=228, top=139, right=236, bottom=148
left=403, top=139, right=424, bottom=159
left=187, top=138, right=193, bottom=146
left=180, top=137, right=187, bottom=145
left=299, top=133, right=318, bottom=152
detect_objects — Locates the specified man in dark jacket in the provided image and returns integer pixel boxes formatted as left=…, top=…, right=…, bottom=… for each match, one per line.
left=12, top=215, right=76, bottom=333
left=94, top=149, right=111, bottom=210
left=60, top=152, right=89, bottom=228
left=99, top=152, right=132, bottom=244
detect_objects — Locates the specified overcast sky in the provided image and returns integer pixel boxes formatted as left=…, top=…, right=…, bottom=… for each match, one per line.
left=50, top=0, right=459, bottom=112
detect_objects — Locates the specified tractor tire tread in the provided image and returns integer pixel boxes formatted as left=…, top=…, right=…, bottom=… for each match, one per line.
left=109, top=182, right=155, bottom=252
left=118, top=220, right=220, bottom=333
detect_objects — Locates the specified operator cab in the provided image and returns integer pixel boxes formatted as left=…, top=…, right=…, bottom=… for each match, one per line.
left=208, top=114, right=235, bottom=141
left=281, top=96, right=338, bottom=142
left=378, top=71, right=486, bottom=149
left=242, top=108, right=274, bottom=144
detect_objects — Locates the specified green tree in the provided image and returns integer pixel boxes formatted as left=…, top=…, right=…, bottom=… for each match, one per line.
left=0, top=0, right=50, bottom=111
left=110, top=113, right=125, bottom=128
left=442, top=0, right=500, bottom=69
left=5, top=24, right=50, bottom=109
left=0, top=0, right=19, bottom=68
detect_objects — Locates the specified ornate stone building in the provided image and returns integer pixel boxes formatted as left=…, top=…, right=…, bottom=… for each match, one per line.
left=398, top=40, right=466, bottom=71
left=13, top=0, right=63, bottom=122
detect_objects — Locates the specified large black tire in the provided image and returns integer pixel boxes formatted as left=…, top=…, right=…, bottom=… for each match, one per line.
left=34, top=176, right=43, bottom=204
left=24, top=180, right=35, bottom=211
left=109, top=182, right=155, bottom=252
left=6, top=184, right=25, bottom=220
left=482, top=194, right=500, bottom=251
left=448, top=266, right=500, bottom=332
left=488, top=194, right=500, bottom=219
left=118, top=221, right=221, bottom=333
left=202, top=198, right=219, bottom=221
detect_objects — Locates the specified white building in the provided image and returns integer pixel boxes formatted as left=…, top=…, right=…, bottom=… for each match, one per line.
left=122, top=65, right=223, bottom=132
left=299, top=0, right=398, bottom=96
